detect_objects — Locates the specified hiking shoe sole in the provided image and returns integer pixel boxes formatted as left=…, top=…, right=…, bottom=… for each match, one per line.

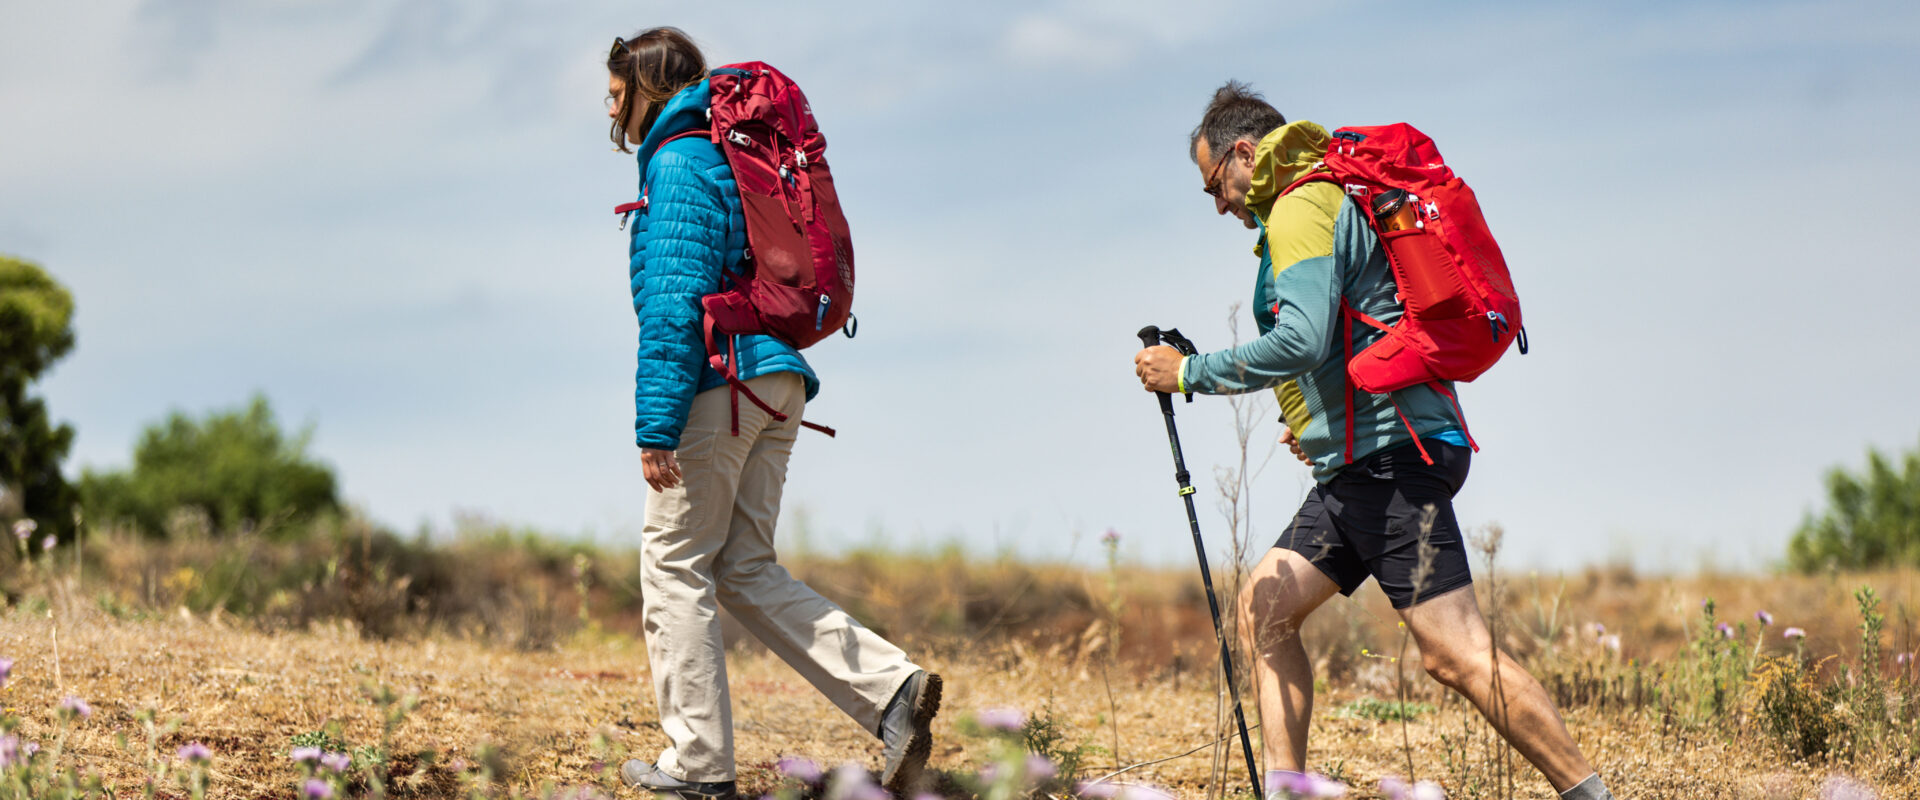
left=881, top=672, right=942, bottom=795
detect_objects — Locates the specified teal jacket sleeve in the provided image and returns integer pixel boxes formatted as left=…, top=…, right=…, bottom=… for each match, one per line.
left=1181, top=253, right=1341, bottom=395
left=632, top=150, right=726, bottom=450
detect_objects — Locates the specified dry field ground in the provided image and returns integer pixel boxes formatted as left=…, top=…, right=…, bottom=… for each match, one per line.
left=0, top=546, right=1915, bottom=800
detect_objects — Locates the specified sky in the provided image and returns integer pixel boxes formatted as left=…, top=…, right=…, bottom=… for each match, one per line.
left=4, top=0, right=1918, bottom=574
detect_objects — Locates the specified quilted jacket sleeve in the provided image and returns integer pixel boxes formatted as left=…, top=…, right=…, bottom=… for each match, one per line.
left=632, top=150, right=726, bottom=450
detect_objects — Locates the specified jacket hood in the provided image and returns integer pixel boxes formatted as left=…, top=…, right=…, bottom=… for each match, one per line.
left=1244, top=120, right=1332, bottom=226
left=635, top=79, right=712, bottom=175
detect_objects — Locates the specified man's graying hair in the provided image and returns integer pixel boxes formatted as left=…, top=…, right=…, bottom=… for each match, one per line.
left=1189, top=80, right=1287, bottom=163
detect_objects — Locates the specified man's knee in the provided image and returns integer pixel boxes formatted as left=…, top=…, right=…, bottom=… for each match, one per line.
left=1239, top=576, right=1309, bottom=645
left=1420, top=645, right=1487, bottom=690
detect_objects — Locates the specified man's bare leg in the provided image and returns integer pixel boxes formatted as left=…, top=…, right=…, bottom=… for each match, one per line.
left=1400, top=585, right=1596, bottom=792
left=1237, top=548, right=1342, bottom=772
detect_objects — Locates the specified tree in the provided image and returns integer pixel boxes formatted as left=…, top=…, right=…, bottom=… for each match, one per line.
left=79, top=395, right=339, bottom=538
left=1788, top=439, right=1920, bottom=571
left=0, top=254, right=78, bottom=541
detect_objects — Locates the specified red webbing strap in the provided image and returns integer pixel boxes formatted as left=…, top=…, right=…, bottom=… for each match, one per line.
left=1348, top=308, right=1394, bottom=335
left=703, top=314, right=832, bottom=437
left=1342, top=300, right=1356, bottom=466
left=1388, top=394, right=1435, bottom=466
left=662, top=129, right=709, bottom=146
left=1426, top=381, right=1479, bottom=452
left=1343, top=300, right=1434, bottom=466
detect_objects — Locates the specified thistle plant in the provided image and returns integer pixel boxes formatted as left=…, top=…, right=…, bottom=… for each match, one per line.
left=0, top=658, right=107, bottom=799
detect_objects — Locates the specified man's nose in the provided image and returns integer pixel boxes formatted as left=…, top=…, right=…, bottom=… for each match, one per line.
left=1215, top=195, right=1230, bottom=215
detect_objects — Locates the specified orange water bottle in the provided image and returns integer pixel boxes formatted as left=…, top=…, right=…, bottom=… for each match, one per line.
left=1371, top=189, right=1420, bottom=232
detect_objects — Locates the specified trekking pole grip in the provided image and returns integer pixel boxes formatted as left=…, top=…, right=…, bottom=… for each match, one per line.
left=1136, top=326, right=1177, bottom=413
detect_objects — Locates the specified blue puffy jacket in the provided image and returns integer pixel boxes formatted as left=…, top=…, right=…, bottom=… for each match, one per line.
left=627, top=79, right=819, bottom=451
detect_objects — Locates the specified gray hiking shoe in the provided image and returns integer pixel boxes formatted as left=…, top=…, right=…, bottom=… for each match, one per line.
left=620, top=759, right=738, bottom=800
left=878, top=670, right=942, bottom=795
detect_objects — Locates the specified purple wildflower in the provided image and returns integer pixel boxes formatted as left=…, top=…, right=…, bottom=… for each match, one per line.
left=829, top=762, right=886, bottom=800
left=914, top=794, right=941, bottom=800
left=12, top=520, right=35, bottom=540
left=1101, top=529, right=1121, bottom=545
left=0, top=736, right=19, bottom=770
left=1076, top=782, right=1124, bottom=799
left=291, top=746, right=322, bottom=764
left=57, top=695, right=91, bottom=720
left=1298, top=773, right=1349, bottom=798
left=1599, top=634, right=1621, bottom=654
left=776, top=756, right=823, bottom=784
left=177, top=741, right=212, bottom=763
left=320, top=751, right=350, bottom=773
left=302, top=778, right=334, bottom=799
left=1819, top=775, right=1877, bottom=800
left=0, top=657, right=13, bottom=689
left=1756, top=610, right=1774, bottom=626
left=1896, top=652, right=1913, bottom=666
left=1716, top=622, right=1734, bottom=639
left=21, top=743, right=37, bottom=759
left=1784, top=627, right=1808, bottom=640
left=39, top=535, right=54, bottom=552
left=1269, top=772, right=1346, bottom=798
left=1409, top=782, right=1447, bottom=800
left=977, top=707, right=1026, bottom=732
left=1026, top=755, right=1058, bottom=781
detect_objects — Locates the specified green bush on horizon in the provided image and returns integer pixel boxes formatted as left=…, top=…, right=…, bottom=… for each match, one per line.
left=1789, top=438, right=1920, bottom=571
left=79, top=394, right=339, bottom=538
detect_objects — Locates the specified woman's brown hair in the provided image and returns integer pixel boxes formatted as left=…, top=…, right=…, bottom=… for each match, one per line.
left=608, top=27, right=708, bottom=153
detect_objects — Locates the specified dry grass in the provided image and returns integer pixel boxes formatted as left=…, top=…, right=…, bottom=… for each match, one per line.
left=0, top=554, right=1916, bottom=799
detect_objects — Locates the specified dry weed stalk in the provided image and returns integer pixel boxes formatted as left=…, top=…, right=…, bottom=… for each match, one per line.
left=1470, top=523, right=1516, bottom=800
left=1394, top=505, right=1441, bottom=782
left=1215, top=306, right=1279, bottom=799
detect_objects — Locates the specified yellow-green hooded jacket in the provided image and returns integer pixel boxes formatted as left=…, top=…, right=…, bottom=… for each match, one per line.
left=1179, top=121, right=1465, bottom=480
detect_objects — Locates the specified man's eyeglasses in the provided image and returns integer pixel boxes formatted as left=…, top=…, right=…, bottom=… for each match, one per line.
left=1203, top=145, right=1238, bottom=198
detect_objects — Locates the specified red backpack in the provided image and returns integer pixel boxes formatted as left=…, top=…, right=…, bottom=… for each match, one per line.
left=616, top=63, right=854, bottom=437
left=1283, top=123, right=1525, bottom=465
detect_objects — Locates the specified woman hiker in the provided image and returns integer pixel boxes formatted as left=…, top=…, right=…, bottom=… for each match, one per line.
left=605, top=27, right=940, bottom=799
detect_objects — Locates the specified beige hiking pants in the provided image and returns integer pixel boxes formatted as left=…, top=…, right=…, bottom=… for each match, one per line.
left=640, top=371, right=918, bottom=782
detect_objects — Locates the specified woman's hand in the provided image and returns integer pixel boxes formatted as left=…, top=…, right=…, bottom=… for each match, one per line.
left=641, top=448, right=683, bottom=491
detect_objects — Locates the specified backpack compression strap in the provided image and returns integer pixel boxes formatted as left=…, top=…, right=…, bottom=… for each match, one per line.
left=702, top=313, right=836, bottom=438
left=1338, top=301, right=1477, bottom=468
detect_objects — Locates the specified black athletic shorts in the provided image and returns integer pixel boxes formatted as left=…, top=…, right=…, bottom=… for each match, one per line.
left=1275, top=440, right=1473, bottom=609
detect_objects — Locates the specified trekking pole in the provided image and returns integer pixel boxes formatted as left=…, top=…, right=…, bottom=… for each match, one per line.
left=1136, top=325, right=1263, bottom=795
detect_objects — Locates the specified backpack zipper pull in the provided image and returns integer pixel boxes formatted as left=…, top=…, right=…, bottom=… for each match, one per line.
left=815, top=294, right=830, bottom=330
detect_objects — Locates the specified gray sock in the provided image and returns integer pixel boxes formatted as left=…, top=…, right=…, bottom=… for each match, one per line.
left=1560, top=774, right=1613, bottom=800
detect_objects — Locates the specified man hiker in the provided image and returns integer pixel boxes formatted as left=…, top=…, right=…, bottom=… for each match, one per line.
left=1132, top=81, right=1615, bottom=800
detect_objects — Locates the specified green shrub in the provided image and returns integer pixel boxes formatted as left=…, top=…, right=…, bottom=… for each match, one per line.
left=1790, top=440, right=1920, bottom=571
left=78, top=395, right=338, bottom=538
left=1748, top=655, right=1850, bottom=759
